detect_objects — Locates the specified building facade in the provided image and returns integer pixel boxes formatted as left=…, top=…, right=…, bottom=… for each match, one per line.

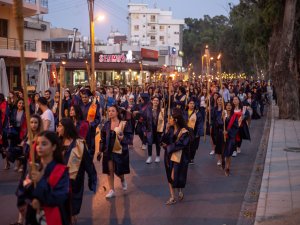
left=128, top=3, right=184, bottom=68
left=0, top=0, right=49, bottom=90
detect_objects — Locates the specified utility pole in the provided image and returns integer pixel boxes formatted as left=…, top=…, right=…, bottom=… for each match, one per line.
left=88, top=0, right=95, bottom=92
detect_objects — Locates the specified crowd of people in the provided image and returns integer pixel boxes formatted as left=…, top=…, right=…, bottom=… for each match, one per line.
left=0, top=78, right=272, bottom=225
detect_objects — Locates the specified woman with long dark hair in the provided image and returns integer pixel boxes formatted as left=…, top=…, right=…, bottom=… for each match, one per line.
left=5, top=98, right=27, bottom=171
left=98, top=105, right=131, bottom=198
left=161, top=108, right=190, bottom=205
left=20, top=131, right=71, bottom=225
left=223, top=102, right=239, bottom=176
left=30, top=92, right=41, bottom=115
left=183, top=98, right=203, bottom=164
left=134, top=93, right=153, bottom=150
left=62, top=89, right=72, bottom=117
left=211, top=96, right=224, bottom=166
left=13, top=114, right=43, bottom=225
left=69, top=105, right=89, bottom=140
left=57, top=118, right=97, bottom=224
left=232, top=96, right=250, bottom=157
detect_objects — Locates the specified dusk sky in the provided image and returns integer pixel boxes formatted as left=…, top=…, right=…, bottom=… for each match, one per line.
left=44, top=0, right=240, bottom=41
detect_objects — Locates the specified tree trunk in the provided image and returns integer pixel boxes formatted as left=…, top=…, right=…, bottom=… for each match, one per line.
left=269, top=0, right=300, bottom=119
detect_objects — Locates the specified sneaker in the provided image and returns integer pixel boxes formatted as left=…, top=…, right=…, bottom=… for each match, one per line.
left=146, top=156, right=152, bottom=164
left=154, top=156, right=160, bottom=163
left=14, top=166, right=18, bottom=172
left=189, top=160, right=195, bottom=165
left=18, top=168, right=23, bottom=173
left=232, top=151, right=237, bottom=157
left=237, top=148, right=241, bottom=154
left=209, top=150, right=215, bottom=155
left=217, top=160, right=221, bottom=166
left=121, top=180, right=127, bottom=191
left=105, top=189, right=115, bottom=198
left=142, top=144, right=147, bottom=150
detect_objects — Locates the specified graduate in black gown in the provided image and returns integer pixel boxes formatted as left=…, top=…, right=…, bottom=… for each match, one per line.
left=183, top=98, right=204, bottom=164
left=98, top=105, right=132, bottom=198
left=21, top=131, right=71, bottom=225
left=161, top=108, right=190, bottom=205
left=223, top=102, right=239, bottom=176
left=57, top=118, right=97, bottom=224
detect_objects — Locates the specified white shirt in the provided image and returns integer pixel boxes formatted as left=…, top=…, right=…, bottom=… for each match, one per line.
left=200, top=95, right=207, bottom=108
left=41, top=109, right=55, bottom=131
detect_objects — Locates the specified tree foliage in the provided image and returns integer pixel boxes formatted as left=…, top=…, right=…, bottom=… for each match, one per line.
left=183, top=0, right=300, bottom=119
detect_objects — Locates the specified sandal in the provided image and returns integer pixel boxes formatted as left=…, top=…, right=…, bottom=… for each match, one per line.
left=178, top=191, right=184, bottom=201
left=4, top=162, right=10, bottom=170
left=165, top=197, right=176, bottom=205
left=225, top=169, right=230, bottom=177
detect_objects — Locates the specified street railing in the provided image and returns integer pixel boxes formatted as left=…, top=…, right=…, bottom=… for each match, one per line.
left=0, top=37, right=36, bottom=51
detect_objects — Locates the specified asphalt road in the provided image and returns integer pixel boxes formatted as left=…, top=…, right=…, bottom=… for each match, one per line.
left=0, top=116, right=266, bottom=225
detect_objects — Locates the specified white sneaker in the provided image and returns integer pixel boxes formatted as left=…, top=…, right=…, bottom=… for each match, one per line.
left=209, top=150, right=215, bottom=155
left=217, top=160, right=221, bottom=166
left=155, top=156, right=160, bottom=163
left=237, top=148, right=241, bottom=154
left=105, top=189, right=115, bottom=198
left=232, top=151, right=237, bottom=157
left=121, top=180, right=127, bottom=191
left=142, top=144, right=147, bottom=150
left=146, top=156, right=152, bottom=164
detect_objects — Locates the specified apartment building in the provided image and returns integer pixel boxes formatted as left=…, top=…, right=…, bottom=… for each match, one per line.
left=128, top=3, right=184, bottom=67
left=0, top=0, right=49, bottom=89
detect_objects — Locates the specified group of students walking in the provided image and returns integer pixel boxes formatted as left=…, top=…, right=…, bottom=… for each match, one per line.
left=0, top=78, right=269, bottom=225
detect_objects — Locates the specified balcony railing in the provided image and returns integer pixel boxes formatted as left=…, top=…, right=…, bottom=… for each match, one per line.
left=24, top=0, right=36, bottom=4
left=40, top=0, right=48, bottom=8
left=0, top=37, right=36, bottom=51
left=24, top=0, right=48, bottom=8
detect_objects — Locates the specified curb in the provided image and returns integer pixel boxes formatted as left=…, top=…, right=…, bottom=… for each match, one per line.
left=236, top=105, right=273, bottom=225
left=254, top=115, right=274, bottom=224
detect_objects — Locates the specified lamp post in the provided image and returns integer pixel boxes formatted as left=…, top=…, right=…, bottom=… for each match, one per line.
left=88, top=0, right=95, bottom=92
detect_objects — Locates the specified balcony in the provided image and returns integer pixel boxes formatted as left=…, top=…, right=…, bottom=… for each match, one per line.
left=0, top=0, right=48, bottom=16
left=0, top=37, right=48, bottom=60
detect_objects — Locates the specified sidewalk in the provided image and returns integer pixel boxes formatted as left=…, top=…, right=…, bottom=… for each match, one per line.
left=255, top=105, right=300, bottom=225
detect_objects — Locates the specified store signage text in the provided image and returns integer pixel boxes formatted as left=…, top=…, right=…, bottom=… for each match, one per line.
left=99, top=54, right=126, bottom=63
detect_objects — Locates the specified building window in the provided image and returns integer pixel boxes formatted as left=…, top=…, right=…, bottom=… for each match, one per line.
left=151, top=25, right=156, bottom=30
left=159, top=36, right=164, bottom=41
left=168, top=26, right=171, bottom=28
left=0, top=19, right=8, bottom=38
left=160, top=25, right=164, bottom=31
left=134, top=25, right=139, bottom=31
left=174, top=43, right=179, bottom=46
left=132, top=14, right=139, bottom=19
left=174, top=32, right=179, bottom=34
left=150, top=15, right=156, bottom=22
left=150, top=36, right=156, bottom=40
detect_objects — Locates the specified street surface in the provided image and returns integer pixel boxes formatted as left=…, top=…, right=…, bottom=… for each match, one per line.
left=0, top=116, right=266, bottom=225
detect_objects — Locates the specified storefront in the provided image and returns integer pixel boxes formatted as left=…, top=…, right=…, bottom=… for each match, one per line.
left=55, top=58, right=160, bottom=89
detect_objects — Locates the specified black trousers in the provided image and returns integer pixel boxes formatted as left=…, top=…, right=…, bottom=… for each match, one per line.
left=189, top=136, right=200, bottom=160
left=148, top=131, right=161, bottom=156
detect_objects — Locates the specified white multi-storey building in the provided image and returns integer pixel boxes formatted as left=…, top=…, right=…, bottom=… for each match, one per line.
left=128, top=3, right=184, bottom=66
